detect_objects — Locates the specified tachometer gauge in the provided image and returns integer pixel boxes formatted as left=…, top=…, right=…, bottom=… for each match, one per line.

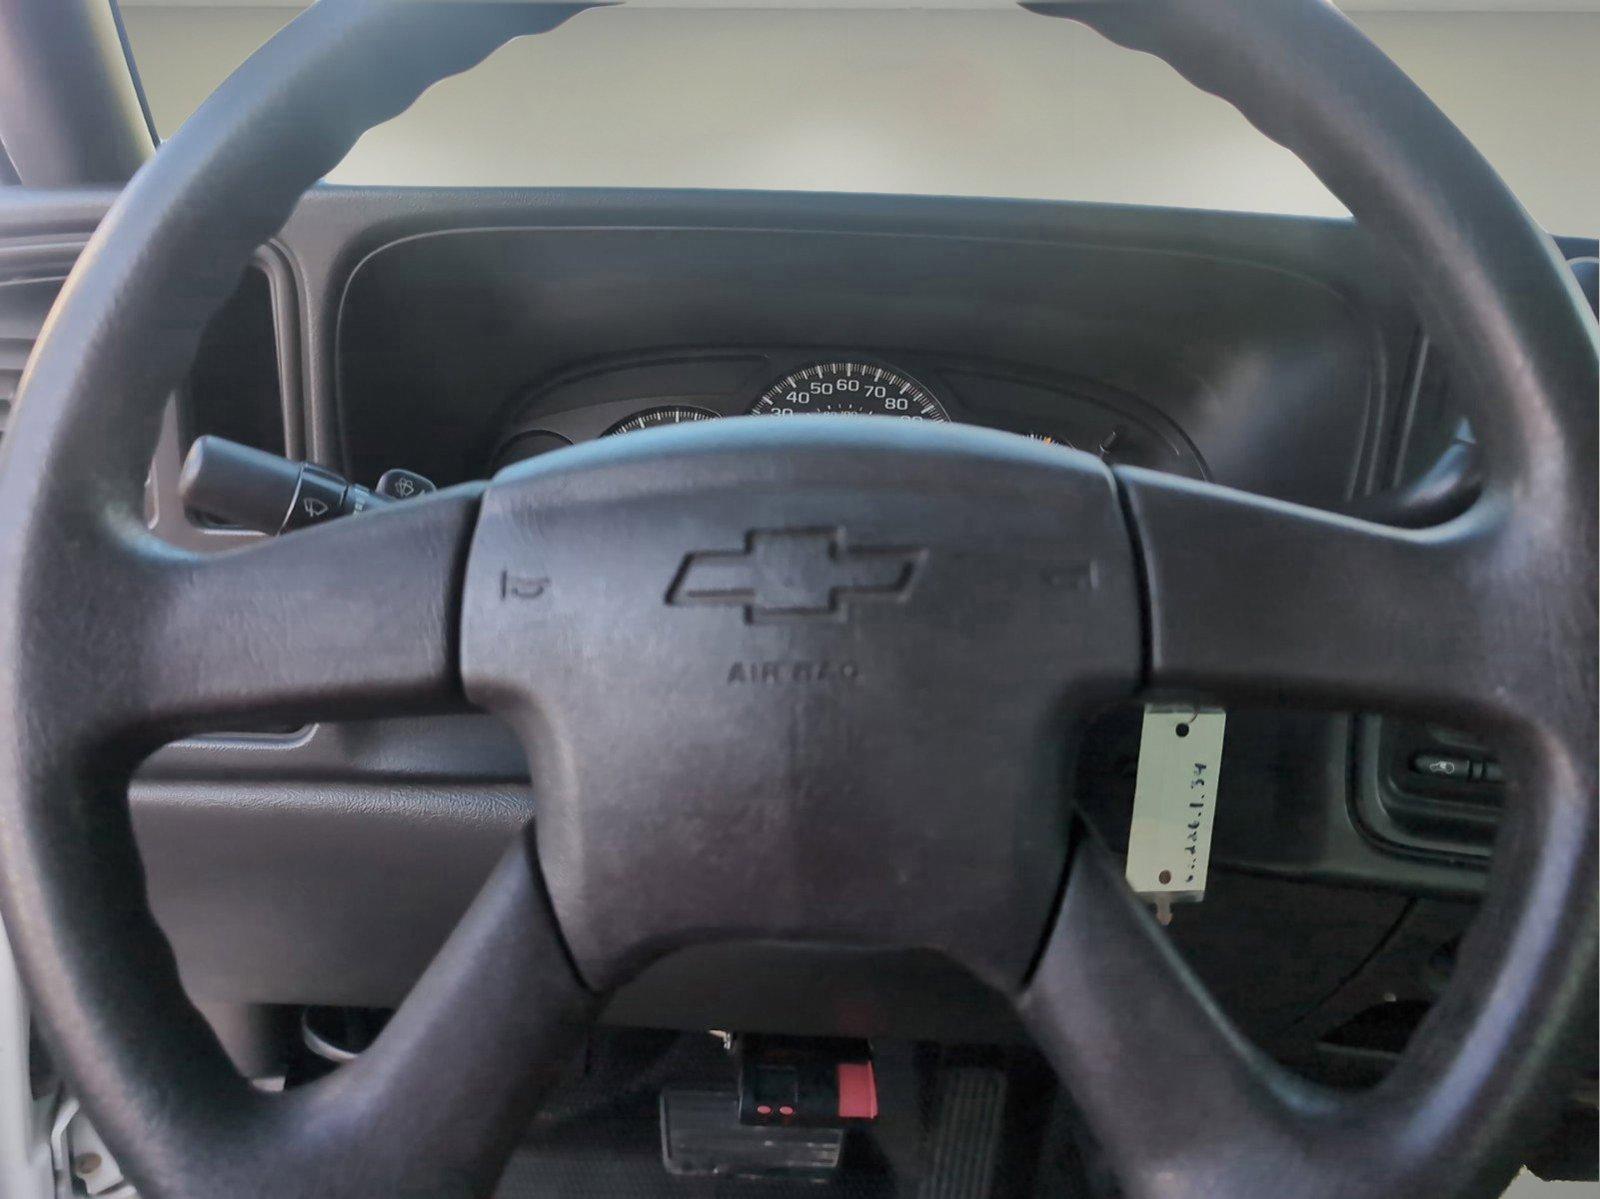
left=750, top=362, right=950, bottom=421
left=1025, top=431, right=1078, bottom=450
left=604, top=406, right=719, bottom=436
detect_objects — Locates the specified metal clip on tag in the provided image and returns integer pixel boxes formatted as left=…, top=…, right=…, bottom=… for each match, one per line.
left=1124, top=706, right=1227, bottom=925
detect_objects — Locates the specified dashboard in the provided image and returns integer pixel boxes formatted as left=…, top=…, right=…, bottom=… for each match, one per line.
left=328, top=207, right=1404, bottom=517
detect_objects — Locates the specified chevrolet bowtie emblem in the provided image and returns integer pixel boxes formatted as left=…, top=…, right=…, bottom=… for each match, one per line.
left=668, top=528, right=925, bottom=622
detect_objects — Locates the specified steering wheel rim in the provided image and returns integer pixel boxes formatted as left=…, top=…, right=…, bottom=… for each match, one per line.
left=0, top=2, right=1592, bottom=1198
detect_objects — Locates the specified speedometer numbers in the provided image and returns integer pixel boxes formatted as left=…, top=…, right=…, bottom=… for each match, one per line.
left=750, top=362, right=950, bottom=421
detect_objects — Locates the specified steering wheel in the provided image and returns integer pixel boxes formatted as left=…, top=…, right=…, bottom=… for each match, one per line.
left=0, top=2, right=1593, bottom=1196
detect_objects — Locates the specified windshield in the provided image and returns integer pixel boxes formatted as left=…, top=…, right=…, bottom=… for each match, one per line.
left=119, top=2, right=1597, bottom=234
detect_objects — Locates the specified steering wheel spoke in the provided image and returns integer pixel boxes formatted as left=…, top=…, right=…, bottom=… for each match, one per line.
left=1020, top=833, right=1331, bottom=1199
left=1025, top=760, right=1596, bottom=1198
left=108, top=485, right=482, bottom=744
left=268, top=837, right=597, bottom=1199
left=1117, top=465, right=1514, bottom=727
left=42, top=833, right=594, bottom=1199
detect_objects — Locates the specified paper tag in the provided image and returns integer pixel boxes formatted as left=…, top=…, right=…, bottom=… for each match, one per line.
left=1124, top=706, right=1227, bottom=924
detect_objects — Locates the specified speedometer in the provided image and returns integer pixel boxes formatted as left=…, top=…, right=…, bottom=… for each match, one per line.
left=749, top=362, right=950, bottom=421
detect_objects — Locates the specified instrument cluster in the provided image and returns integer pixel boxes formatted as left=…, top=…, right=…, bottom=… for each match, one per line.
left=491, top=351, right=1206, bottom=480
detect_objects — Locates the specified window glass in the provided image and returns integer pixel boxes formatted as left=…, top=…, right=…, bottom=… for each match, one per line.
left=119, top=3, right=1599, bottom=235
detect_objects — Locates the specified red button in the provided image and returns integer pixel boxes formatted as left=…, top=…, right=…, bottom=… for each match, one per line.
left=836, top=1061, right=878, bottom=1120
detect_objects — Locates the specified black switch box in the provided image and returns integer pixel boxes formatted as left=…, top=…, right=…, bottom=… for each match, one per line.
left=736, top=1035, right=876, bottom=1128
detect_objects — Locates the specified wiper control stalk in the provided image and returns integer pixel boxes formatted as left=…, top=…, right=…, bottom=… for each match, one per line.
left=178, top=435, right=435, bottom=534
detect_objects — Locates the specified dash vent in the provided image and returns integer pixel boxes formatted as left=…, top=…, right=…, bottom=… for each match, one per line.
left=0, top=276, right=70, bottom=444
left=1, top=334, right=31, bottom=436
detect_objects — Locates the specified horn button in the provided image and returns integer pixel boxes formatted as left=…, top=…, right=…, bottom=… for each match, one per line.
left=462, top=418, right=1142, bottom=992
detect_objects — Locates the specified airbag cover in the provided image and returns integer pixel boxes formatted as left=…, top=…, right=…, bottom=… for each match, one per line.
left=461, top=417, right=1140, bottom=991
